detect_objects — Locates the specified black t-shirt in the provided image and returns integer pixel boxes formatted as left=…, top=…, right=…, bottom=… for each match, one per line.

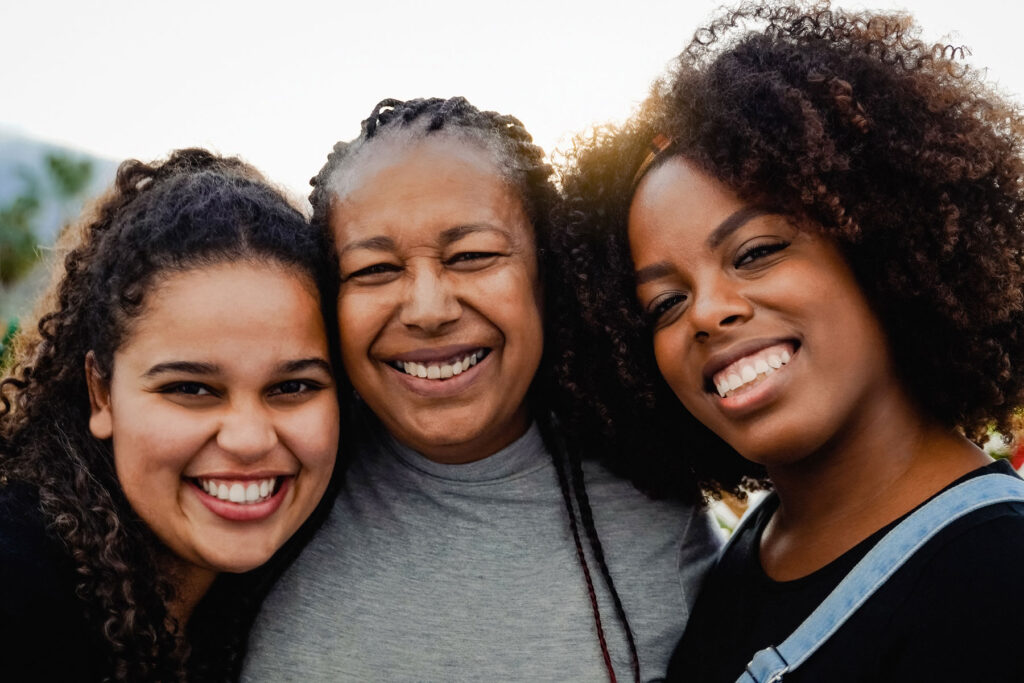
left=667, top=460, right=1024, bottom=682
left=0, top=481, right=107, bottom=681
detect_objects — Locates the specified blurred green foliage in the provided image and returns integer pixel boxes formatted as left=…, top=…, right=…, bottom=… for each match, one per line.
left=0, top=153, right=93, bottom=286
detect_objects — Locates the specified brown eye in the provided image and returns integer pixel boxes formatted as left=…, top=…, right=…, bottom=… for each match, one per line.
left=735, top=241, right=789, bottom=267
left=161, top=382, right=214, bottom=396
left=647, top=293, right=687, bottom=326
left=344, top=262, right=402, bottom=282
left=446, top=252, right=500, bottom=265
left=268, top=380, right=325, bottom=397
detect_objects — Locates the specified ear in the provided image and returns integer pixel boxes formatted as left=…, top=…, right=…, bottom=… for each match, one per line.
left=85, top=351, right=113, bottom=440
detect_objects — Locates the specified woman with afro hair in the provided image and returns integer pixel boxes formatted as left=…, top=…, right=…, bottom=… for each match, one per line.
left=554, top=1, right=1024, bottom=680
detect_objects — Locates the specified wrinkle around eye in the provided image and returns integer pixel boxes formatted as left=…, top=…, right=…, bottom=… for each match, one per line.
left=342, top=262, right=403, bottom=283
left=445, top=251, right=504, bottom=270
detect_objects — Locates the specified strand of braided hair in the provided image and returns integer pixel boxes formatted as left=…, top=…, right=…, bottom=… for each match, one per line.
left=309, top=96, right=640, bottom=682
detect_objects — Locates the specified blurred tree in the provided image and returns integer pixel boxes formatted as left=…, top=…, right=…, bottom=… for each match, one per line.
left=0, top=171, right=41, bottom=285
left=45, top=153, right=93, bottom=223
left=0, top=153, right=93, bottom=286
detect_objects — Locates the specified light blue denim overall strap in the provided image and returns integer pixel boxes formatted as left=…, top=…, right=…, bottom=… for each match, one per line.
left=737, top=472, right=1024, bottom=683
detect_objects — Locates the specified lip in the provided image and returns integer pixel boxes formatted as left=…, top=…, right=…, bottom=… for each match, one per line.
left=187, top=470, right=293, bottom=480
left=384, top=347, right=493, bottom=398
left=190, top=475, right=292, bottom=522
left=707, top=344, right=801, bottom=418
left=701, top=337, right=799, bottom=386
left=385, top=344, right=488, bottom=364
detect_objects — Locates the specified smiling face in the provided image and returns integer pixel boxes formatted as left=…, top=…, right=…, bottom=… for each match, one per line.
left=330, top=136, right=543, bottom=463
left=87, top=261, right=338, bottom=583
left=629, top=158, right=900, bottom=469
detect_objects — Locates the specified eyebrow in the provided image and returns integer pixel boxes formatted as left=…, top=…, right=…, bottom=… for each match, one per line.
left=339, top=235, right=396, bottom=256
left=143, top=361, right=218, bottom=378
left=143, top=358, right=332, bottom=378
left=438, top=225, right=511, bottom=248
left=634, top=207, right=773, bottom=285
left=279, top=358, right=333, bottom=374
left=635, top=261, right=677, bottom=285
left=707, top=206, right=771, bottom=249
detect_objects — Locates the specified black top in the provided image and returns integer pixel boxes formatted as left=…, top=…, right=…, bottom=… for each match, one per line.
left=0, top=481, right=107, bottom=681
left=667, top=460, right=1024, bottom=682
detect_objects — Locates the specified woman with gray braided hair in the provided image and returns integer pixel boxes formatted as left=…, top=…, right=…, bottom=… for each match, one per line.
left=241, top=96, right=719, bottom=682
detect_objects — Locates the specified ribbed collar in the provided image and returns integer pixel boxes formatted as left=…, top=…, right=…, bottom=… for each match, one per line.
left=381, top=422, right=549, bottom=483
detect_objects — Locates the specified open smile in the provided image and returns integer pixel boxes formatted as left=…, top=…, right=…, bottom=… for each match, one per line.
left=705, top=341, right=799, bottom=399
left=386, top=348, right=492, bottom=381
left=189, top=475, right=293, bottom=521
left=193, top=476, right=284, bottom=504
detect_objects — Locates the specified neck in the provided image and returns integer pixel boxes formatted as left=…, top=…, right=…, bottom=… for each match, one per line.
left=760, top=392, right=990, bottom=580
left=163, top=558, right=218, bottom=630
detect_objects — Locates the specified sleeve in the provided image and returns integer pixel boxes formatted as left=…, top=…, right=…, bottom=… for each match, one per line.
left=677, top=506, right=723, bottom=615
left=0, top=495, right=93, bottom=680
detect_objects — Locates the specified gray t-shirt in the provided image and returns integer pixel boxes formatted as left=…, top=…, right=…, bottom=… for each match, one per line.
left=242, top=424, right=719, bottom=682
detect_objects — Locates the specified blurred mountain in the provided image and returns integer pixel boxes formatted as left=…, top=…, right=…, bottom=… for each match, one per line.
left=0, top=126, right=118, bottom=242
left=0, top=126, right=119, bottom=323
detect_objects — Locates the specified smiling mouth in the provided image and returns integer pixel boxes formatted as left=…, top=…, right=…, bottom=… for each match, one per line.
left=709, top=342, right=796, bottom=398
left=193, top=477, right=283, bottom=505
left=386, top=348, right=491, bottom=380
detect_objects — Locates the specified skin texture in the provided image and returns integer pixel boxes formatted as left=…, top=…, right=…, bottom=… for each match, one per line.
left=86, top=262, right=338, bottom=614
left=332, top=136, right=544, bottom=464
left=630, top=158, right=896, bottom=468
left=629, top=158, right=989, bottom=580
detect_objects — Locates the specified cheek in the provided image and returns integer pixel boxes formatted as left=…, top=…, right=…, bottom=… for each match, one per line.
left=337, top=291, right=388, bottom=359
left=110, top=407, right=205, bottom=482
left=288, top=399, right=341, bottom=469
left=652, top=330, right=693, bottom=396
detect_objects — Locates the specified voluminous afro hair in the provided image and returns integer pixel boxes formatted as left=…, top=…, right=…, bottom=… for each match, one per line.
left=552, top=0, right=1024, bottom=499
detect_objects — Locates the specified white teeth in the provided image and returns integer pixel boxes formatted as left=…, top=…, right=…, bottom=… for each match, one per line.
left=199, top=477, right=277, bottom=505
left=394, top=351, right=485, bottom=380
left=713, top=345, right=795, bottom=399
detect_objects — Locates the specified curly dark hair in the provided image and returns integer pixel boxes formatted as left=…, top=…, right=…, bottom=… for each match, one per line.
left=0, top=148, right=338, bottom=681
left=553, top=0, right=1024, bottom=499
left=310, top=96, right=641, bottom=682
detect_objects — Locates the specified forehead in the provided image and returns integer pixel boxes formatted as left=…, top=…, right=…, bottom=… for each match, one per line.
left=328, top=136, right=532, bottom=247
left=629, top=157, right=746, bottom=253
left=122, top=262, right=324, bottom=357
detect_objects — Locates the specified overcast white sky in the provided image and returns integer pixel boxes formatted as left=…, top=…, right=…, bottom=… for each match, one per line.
left=4, top=0, right=1024, bottom=201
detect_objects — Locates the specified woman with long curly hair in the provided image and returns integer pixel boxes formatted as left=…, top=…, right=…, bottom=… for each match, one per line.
left=0, top=148, right=340, bottom=681
left=556, top=2, right=1024, bottom=680
left=241, top=96, right=720, bottom=682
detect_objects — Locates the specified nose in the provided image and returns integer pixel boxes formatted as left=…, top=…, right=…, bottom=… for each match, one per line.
left=216, top=401, right=278, bottom=461
left=398, top=264, right=461, bottom=332
left=690, top=277, right=754, bottom=342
